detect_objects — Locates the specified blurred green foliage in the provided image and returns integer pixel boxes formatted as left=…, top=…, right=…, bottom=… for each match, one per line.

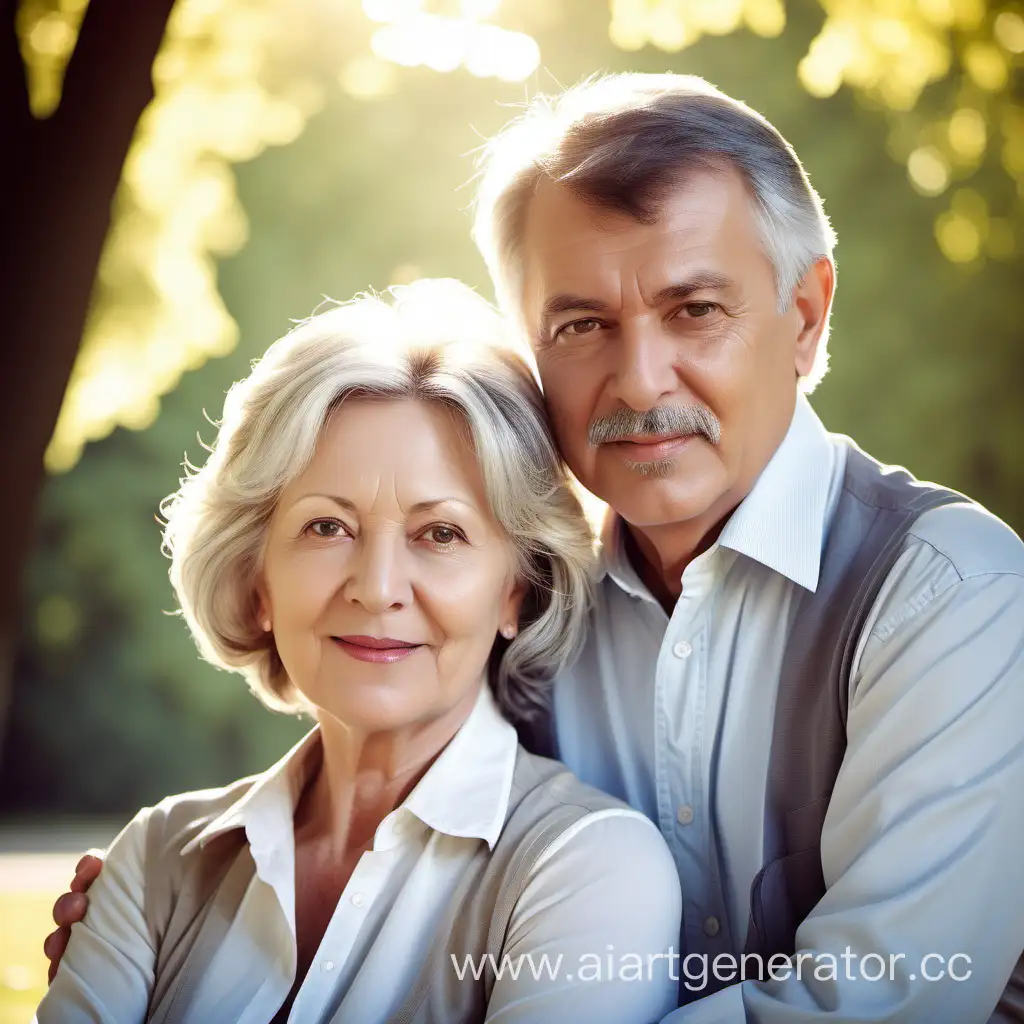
left=2, top=0, right=1020, bottom=814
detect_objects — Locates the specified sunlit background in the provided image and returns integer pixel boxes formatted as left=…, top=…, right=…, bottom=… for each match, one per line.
left=2, top=0, right=1021, bottom=1017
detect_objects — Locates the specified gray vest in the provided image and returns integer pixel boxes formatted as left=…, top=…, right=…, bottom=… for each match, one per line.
left=521, top=437, right=1024, bottom=1021
left=140, top=747, right=628, bottom=1023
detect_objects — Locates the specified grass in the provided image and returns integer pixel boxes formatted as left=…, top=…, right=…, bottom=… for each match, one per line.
left=0, top=891, right=52, bottom=1024
left=0, top=821, right=121, bottom=1022
left=0, top=847, right=100, bottom=1024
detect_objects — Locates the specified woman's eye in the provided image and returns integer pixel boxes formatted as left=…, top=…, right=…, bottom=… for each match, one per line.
left=306, top=519, right=343, bottom=538
left=557, top=318, right=603, bottom=339
left=424, top=524, right=462, bottom=546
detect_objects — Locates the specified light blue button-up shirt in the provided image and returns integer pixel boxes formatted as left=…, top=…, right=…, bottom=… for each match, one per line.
left=554, top=394, right=1024, bottom=1023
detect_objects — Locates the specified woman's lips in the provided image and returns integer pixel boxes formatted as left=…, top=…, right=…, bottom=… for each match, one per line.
left=331, top=635, right=423, bottom=664
left=609, top=433, right=695, bottom=461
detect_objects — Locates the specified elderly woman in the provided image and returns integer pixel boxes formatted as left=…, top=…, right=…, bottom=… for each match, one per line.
left=36, top=279, right=680, bottom=1024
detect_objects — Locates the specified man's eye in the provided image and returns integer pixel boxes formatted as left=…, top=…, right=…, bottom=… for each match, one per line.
left=557, top=318, right=604, bottom=339
left=681, top=302, right=717, bottom=318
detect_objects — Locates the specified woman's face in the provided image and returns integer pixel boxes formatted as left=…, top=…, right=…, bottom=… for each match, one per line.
left=258, top=398, right=523, bottom=735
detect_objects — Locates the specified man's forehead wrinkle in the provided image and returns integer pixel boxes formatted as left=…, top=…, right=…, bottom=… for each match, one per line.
left=525, top=165, right=753, bottom=326
left=579, top=209, right=723, bottom=270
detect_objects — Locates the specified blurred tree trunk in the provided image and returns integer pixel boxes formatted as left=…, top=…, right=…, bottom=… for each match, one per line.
left=0, top=0, right=177, bottom=770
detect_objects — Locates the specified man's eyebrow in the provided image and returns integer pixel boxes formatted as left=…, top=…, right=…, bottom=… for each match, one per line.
left=650, top=273, right=735, bottom=305
left=538, top=273, right=735, bottom=333
left=539, top=294, right=611, bottom=334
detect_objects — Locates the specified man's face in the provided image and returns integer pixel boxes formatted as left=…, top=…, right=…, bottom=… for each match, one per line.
left=519, top=164, right=827, bottom=530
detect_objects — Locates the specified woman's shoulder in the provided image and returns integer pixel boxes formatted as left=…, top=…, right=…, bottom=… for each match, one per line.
left=151, top=774, right=261, bottom=837
left=510, top=745, right=640, bottom=817
left=498, top=749, right=681, bottom=1019
left=107, top=772, right=262, bottom=872
left=508, top=746, right=674, bottom=875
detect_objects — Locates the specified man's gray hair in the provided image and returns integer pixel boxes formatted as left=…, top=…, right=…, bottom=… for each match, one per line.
left=473, top=73, right=838, bottom=391
left=160, top=279, right=596, bottom=724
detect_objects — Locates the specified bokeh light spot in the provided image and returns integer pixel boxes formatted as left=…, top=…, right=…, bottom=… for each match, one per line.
left=36, top=595, right=82, bottom=648
left=908, top=146, right=950, bottom=196
left=947, top=107, right=986, bottom=163
left=994, top=12, right=1024, bottom=54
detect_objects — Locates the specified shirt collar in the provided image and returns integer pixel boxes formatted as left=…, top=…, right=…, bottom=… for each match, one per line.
left=596, top=510, right=651, bottom=600
left=597, top=394, right=835, bottom=595
left=403, top=684, right=518, bottom=851
left=181, top=684, right=518, bottom=857
left=181, top=728, right=319, bottom=858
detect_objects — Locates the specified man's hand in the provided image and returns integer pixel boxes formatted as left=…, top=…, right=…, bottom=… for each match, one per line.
left=44, top=852, right=104, bottom=983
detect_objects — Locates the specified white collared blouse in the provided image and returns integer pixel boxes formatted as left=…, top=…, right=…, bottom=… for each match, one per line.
left=38, top=686, right=682, bottom=1024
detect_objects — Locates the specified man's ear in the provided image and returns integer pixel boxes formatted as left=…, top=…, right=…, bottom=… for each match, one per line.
left=792, top=257, right=835, bottom=378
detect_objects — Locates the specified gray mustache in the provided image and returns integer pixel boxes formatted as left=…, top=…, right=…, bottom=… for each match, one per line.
left=587, top=405, right=722, bottom=448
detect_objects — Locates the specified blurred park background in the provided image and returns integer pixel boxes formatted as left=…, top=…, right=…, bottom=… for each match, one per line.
left=1, top=0, right=1021, bottom=1017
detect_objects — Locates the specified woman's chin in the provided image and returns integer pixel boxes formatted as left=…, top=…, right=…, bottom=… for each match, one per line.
left=306, top=678, right=438, bottom=735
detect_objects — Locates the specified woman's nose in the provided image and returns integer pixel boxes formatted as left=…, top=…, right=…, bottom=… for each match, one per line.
left=342, top=534, right=412, bottom=613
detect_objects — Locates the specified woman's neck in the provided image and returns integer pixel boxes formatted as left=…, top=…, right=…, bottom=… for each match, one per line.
left=300, top=686, right=480, bottom=852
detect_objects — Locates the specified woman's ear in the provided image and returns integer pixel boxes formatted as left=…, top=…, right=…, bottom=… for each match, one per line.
left=255, top=581, right=272, bottom=633
left=499, top=577, right=528, bottom=639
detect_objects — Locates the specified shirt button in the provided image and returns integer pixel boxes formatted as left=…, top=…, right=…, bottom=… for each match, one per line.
left=672, top=640, right=692, bottom=659
left=323, top=960, right=335, bottom=972
left=676, top=805, right=694, bottom=825
left=703, top=915, right=721, bottom=938
left=351, top=893, right=366, bottom=907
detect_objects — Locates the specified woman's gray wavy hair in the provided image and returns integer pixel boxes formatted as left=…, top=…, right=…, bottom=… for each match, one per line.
left=160, top=278, right=596, bottom=723
left=473, top=73, right=837, bottom=391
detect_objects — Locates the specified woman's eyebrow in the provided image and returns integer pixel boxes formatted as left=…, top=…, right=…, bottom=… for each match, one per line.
left=407, top=497, right=465, bottom=514
left=289, top=492, right=359, bottom=513
left=291, top=494, right=474, bottom=516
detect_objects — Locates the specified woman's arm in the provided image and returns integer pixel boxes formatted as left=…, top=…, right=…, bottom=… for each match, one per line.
left=486, top=808, right=681, bottom=1024
left=35, top=808, right=156, bottom=1024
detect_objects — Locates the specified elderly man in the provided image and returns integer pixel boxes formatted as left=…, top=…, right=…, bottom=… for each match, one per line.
left=47, top=75, right=1024, bottom=1023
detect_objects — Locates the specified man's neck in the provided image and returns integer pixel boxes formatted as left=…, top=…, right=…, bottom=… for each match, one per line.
left=620, top=397, right=801, bottom=612
left=622, top=495, right=741, bottom=614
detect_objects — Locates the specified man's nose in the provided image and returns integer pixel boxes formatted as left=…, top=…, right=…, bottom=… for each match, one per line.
left=342, top=533, right=412, bottom=614
left=606, top=318, right=679, bottom=411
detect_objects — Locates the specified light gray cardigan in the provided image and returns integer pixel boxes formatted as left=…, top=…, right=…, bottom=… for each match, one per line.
left=134, top=746, right=628, bottom=1024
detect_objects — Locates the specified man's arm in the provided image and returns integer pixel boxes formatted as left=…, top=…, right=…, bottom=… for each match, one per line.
left=665, top=562, right=1024, bottom=1024
left=44, top=854, right=104, bottom=982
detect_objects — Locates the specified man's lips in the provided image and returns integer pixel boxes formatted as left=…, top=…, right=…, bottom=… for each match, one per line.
left=606, top=433, right=696, bottom=460
left=331, top=635, right=423, bottom=664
